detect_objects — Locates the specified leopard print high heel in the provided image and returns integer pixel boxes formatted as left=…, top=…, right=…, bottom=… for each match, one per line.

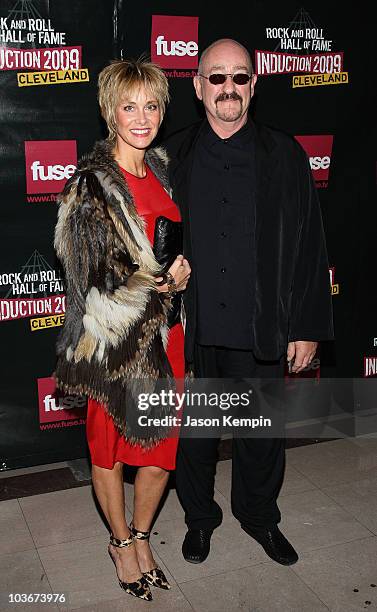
left=108, top=533, right=153, bottom=601
left=130, top=524, right=171, bottom=590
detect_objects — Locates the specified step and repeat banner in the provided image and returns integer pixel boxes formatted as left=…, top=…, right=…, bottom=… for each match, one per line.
left=0, top=0, right=115, bottom=469
left=0, top=2, right=375, bottom=469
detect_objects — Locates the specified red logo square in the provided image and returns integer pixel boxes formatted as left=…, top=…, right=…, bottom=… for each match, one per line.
left=151, top=15, right=199, bottom=69
left=295, top=135, right=334, bottom=183
left=25, top=140, right=77, bottom=194
left=38, top=377, right=87, bottom=424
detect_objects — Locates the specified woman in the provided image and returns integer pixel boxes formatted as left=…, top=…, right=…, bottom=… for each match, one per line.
left=54, top=58, right=190, bottom=601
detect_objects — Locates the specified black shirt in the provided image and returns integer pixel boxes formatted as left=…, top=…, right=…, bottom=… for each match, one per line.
left=189, top=118, right=256, bottom=349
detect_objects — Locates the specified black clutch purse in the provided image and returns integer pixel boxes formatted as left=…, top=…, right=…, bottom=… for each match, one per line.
left=153, top=216, right=183, bottom=328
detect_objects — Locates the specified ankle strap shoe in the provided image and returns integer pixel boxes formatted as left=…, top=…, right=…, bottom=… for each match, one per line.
left=130, top=524, right=171, bottom=590
left=108, top=532, right=152, bottom=600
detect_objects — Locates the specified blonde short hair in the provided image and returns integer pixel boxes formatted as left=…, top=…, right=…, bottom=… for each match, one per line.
left=98, top=57, right=170, bottom=142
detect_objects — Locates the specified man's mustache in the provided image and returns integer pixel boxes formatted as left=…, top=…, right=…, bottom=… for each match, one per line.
left=215, top=92, right=242, bottom=103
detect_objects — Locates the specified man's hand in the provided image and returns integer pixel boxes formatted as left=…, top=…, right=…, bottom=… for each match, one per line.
left=287, top=341, right=318, bottom=374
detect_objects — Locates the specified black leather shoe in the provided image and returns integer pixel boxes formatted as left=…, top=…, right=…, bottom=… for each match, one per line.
left=182, top=529, right=213, bottom=564
left=241, top=524, right=298, bottom=565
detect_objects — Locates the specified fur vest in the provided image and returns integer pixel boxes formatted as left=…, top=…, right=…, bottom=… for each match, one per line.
left=54, top=139, right=176, bottom=447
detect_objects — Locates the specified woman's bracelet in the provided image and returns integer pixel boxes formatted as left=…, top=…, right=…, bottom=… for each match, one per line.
left=164, top=271, right=177, bottom=298
left=156, top=271, right=178, bottom=298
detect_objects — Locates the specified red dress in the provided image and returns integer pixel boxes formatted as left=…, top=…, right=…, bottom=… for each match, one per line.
left=86, top=165, right=184, bottom=470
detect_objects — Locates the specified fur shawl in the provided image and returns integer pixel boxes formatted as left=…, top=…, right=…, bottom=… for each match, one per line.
left=54, top=139, right=176, bottom=447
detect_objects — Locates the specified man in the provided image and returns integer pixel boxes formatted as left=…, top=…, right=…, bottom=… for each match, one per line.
left=164, top=39, right=333, bottom=566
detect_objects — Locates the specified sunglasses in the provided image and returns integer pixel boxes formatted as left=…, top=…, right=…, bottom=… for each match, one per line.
left=199, top=73, right=252, bottom=85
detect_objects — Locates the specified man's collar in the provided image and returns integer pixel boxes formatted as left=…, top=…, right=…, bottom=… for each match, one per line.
left=202, top=116, right=255, bottom=147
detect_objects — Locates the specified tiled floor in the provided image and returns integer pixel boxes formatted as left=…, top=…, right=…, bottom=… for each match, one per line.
left=1, top=437, right=377, bottom=611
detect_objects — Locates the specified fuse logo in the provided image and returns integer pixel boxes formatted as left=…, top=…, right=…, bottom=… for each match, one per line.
left=30, top=161, right=75, bottom=182
left=38, top=377, right=86, bottom=424
left=25, top=140, right=77, bottom=194
left=43, top=394, right=86, bottom=412
left=286, top=356, right=320, bottom=380
left=151, top=15, right=199, bottom=68
left=309, top=156, right=331, bottom=170
left=155, top=36, right=198, bottom=57
left=295, top=135, right=333, bottom=188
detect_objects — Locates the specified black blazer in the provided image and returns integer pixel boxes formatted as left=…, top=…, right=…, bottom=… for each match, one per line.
left=164, top=120, right=334, bottom=363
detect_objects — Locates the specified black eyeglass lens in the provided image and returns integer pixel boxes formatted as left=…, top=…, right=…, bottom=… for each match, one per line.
left=208, top=73, right=250, bottom=85
left=208, top=74, right=227, bottom=85
left=233, top=73, right=250, bottom=85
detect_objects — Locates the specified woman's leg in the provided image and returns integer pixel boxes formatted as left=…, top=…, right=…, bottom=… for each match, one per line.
left=91, top=462, right=141, bottom=583
left=132, top=466, right=169, bottom=571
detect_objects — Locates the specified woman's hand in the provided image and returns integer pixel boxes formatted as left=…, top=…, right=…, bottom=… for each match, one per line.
left=155, top=255, right=191, bottom=293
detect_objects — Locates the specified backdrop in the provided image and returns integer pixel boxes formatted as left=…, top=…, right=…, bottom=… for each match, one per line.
left=0, top=1, right=375, bottom=469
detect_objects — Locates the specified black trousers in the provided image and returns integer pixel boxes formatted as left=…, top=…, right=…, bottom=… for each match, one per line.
left=176, top=344, right=286, bottom=531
